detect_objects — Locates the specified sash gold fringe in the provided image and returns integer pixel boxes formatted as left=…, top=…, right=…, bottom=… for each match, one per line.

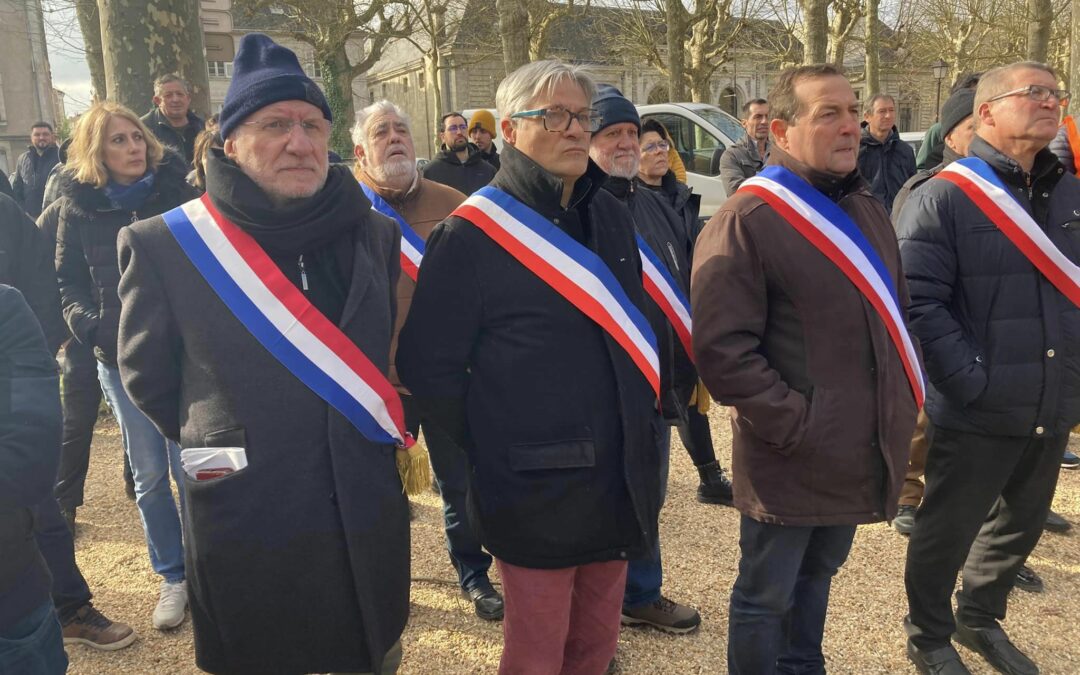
left=396, top=444, right=432, bottom=496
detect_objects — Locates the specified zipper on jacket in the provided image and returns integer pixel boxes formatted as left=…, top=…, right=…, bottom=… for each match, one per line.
left=298, top=254, right=309, bottom=291
left=130, top=212, right=138, bottom=223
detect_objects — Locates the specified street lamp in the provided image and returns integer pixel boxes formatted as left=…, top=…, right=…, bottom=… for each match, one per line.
left=932, top=59, right=950, bottom=123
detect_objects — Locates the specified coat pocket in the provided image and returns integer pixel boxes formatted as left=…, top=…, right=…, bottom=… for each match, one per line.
left=507, top=440, right=595, bottom=472
left=203, top=426, right=246, bottom=448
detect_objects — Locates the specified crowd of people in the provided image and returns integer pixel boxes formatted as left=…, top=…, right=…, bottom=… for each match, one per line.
left=1, top=29, right=1078, bottom=675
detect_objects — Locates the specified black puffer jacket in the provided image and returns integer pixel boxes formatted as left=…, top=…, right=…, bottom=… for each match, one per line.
left=1050, top=123, right=1076, bottom=175
left=641, top=170, right=702, bottom=249
left=55, top=152, right=198, bottom=366
left=897, top=136, right=1080, bottom=438
left=12, top=145, right=61, bottom=219
left=398, top=144, right=662, bottom=569
left=420, top=143, right=496, bottom=196
left=858, top=123, right=916, bottom=212
left=0, top=285, right=62, bottom=632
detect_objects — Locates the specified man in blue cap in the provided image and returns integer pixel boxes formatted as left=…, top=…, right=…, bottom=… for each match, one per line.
left=115, top=33, right=409, bottom=674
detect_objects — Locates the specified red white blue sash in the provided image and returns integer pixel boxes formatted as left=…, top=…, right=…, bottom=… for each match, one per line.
left=162, top=194, right=414, bottom=448
left=451, top=186, right=660, bottom=398
left=636, top=233, right=694, bottom=363
left=937, top=157, right=1080, bottom=309
left=739, top=166, right=926, bottom=408
left=359, top=181, right=425, bottom=281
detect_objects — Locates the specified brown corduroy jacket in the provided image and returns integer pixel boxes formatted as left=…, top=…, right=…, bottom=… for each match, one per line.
left=690, top=146, right=919, bottom=526
left=357, top=170, right=466, bottom=391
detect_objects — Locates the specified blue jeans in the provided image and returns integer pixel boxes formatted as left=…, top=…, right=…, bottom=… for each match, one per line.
left=728, top=517, right=856, bottom=675
left=0, top=601, right=67, bottom=675
left=97, top=362, right=185, bottom=583
left=624, top=426, right=671, bottom=609
left=402, top=396, right=492, bottom=591
left=33, top=496, right=92, bottom=621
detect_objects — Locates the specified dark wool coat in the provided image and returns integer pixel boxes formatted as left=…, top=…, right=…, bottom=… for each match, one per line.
left=398, top=144, right=663, bottom=569
left=116, top=166, right=408, bottom=675
left=0, top=285, right=62, bottom=632
left=896, top=137, right=1080, bottom=438
left=54, top=152, right=198, bottom=366
left=0, top=193, right=64, bottom=352
left=692, top=146, right=919, bottom=525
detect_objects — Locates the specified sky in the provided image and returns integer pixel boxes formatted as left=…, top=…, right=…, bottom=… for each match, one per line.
left=41, top=2, right=93, bottom=116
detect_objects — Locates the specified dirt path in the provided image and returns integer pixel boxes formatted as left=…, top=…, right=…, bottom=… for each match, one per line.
left=66, top=412, right=1080, bottom=674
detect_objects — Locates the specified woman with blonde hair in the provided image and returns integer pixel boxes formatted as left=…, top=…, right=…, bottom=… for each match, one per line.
left=54, top=101, right=198, bottom=631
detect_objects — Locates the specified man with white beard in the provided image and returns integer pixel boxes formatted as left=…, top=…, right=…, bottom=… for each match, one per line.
left=589, top=84, right=705, bottom=635
left=352, top=101, right=505, bottom=621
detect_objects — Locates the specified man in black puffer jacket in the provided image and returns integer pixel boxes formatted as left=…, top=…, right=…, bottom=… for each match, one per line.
left=420, top=112, right=496, bottom=195
left=857, top=94, right=916, bottom=212
left=0, top=285, right=66, bottom=675
left=898, top=62, right=1080, bottom=675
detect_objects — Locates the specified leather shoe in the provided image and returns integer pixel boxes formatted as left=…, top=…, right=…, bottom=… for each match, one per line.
left=907, top=639, right=972, bottom=674
left=1045, top=510, right=1071, bottom=534
left=953, top=622, right=1038, bottom=675
left=463, top=579, right=504, bottom=621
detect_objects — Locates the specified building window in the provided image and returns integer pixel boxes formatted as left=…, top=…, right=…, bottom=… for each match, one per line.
left=402, top=76, right=409, bottom=93
left=305, top=62, right=323, bottom=79
left=381, top=83, right=388, bottom=98
left=418, top=71, right=425, bottom=90
left=207, top=61, right=233, bottom=78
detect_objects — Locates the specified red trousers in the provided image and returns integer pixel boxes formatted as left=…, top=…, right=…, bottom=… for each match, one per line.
left=496, top=559, right=628, bottom=675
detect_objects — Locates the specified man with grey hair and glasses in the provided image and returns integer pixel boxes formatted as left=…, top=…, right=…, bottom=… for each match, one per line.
left=351, top=100, right=505, bottom=622
left=899, top=61, right=1080, bottom=675
left=397, top=59, right=663, bottom=673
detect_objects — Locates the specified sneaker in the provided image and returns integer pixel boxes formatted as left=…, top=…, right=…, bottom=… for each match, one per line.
left=695, top=461, right=734, bottom=506
left=621, top=595, right=701, bottom=634
left=1045, top=509, right=1072, bottom=534
left=1014, top=565, right=1044, bottom=593
left=152, top=580, right=188, bottom=630
left=62, top=604, right=136, bottom=651
left=894, top=504, right=917, bottom=535
left=1063, top=451, right=1079, bottom=470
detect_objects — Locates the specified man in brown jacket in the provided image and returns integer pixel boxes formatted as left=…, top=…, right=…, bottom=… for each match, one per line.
left=351, top=100, right=504, bottom=621
left=691, top=64, right=919, bottom=673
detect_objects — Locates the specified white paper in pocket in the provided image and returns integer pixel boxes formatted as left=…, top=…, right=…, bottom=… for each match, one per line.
left=181, top=447, right=248, bottom=480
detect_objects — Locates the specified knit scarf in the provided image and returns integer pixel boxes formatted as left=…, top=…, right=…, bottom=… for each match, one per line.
left=104, top=171, right=156, bottom=212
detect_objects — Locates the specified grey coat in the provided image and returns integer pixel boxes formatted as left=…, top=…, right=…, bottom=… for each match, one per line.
left=116, top=201, right=408, bottom=674
left=719, top=134, right=767, bottom=196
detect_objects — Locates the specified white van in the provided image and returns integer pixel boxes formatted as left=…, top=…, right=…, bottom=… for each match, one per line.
left=636, top=103, right=747, bottom=220
left=464, top=104, right=745, bottom=220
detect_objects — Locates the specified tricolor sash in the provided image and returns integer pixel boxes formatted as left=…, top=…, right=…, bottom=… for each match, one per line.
left=937, top=156, right=1080, bottom=309
left=636, top=233, right=694, bottom=363
left=451, top=186, right=660, bottom=398
left=359, top=181, right=425, bottom=281
left=163, top=194, right=414, bottom=448
left=739, top=166, right=926, bottom=408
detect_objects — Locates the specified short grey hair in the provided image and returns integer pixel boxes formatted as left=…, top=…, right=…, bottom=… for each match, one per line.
left=864, top=93, right=895, bottom=115
left=351, top=100, right=411, bottom=149
left=973, top=61, right=1057, bottom=127
left=496, top=60, right=597, bottom=129
left=154, top=74, right=189, bottom=96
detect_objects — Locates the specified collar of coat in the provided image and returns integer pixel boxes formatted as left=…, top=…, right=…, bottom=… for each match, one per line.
left=57, top=149, right=189, bottom=217
left=860, top=122, right=900, bottom=147
left=436, top=142, right=485, bottom=166
left=968, top=135, right=1064, bottom=190
left=491, top=143, right=606, bottom=222
left=356, top=167, right=422, bottom=206
left=765, top=144, right=868, bottom=204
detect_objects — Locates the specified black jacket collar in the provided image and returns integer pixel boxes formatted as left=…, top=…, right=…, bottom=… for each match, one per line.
left=767, top=145, right=867, bottom=203
left=491, top=143, right=606, bottom=221
left=969, top=136, right=1063, bottom=188
left=58, top=149, right=189, bottom=216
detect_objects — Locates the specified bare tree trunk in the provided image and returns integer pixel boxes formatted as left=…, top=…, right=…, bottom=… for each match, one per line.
left=323, top=46, right=357, bottom=158
left=865, top=0, right=880, bottom=96
left=1071, top=0, right=1080, bottom=94
left=75, top=0, right=106, bottom=101
left=97, top=0, right=209, bottom=115
left=497, top=0, right=529, bottom=75
left=800, top=0, right=829, bottom=64
left=666, top=0, right=687, bottom=100
left=1027, top=0, right=1052, bottom=61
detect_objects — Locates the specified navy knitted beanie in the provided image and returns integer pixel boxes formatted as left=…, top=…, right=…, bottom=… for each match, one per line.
left=592, top=84, right=640, bottom=134
left=219, top=33, right=332, bottom=140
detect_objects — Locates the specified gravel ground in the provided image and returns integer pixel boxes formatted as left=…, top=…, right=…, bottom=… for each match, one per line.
left=67, top=410, right=1080, bottom=674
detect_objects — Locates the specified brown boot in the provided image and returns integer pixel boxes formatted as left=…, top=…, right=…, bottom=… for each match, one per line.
left=62, top=604, right=136, bottom=651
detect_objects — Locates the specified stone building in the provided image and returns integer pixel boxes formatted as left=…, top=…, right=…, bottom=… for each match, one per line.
left=198, top=0, right=369, bottom=115
left=0, top=0, right=56, bottom=177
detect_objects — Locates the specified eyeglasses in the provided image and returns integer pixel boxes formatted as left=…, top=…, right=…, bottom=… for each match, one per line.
left=241, top=117, right=331, bottom=140
left=641, top=140, right=671, bottom=154
left=444, top=123, right=468, bottom=133
left=987, top=85, right=1071, bottom=106
left=510, top=107, right=603, bottom=133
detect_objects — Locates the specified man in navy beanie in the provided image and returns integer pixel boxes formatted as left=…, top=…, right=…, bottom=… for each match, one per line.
left=116, top=33, right=409, bottom=674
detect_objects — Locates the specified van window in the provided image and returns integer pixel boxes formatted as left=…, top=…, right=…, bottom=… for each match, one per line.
left=644, top=113, right=726, bottom=177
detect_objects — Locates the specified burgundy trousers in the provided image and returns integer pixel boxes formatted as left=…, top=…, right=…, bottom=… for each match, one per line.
left=496, top=559, right=628, bottom=675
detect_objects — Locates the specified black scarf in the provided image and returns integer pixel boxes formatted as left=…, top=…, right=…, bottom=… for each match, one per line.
left=204, top=148, right=369, bottom=256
